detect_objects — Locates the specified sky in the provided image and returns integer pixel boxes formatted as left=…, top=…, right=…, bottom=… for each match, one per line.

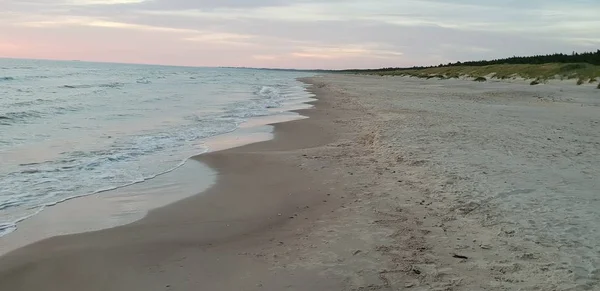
left=1, top=0, right=599, bottom=69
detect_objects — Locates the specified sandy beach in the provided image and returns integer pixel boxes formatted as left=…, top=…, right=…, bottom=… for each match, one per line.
left=1, top=74, right=599, bottom=290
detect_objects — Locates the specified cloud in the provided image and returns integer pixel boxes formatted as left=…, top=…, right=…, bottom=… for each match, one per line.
left=15, top=17, right=200, bottom=34
left=0, top=42, right=21, bottom=52
left=252, top=55, right=278, bottom=61
left=67, top=0, right=146, bottom=4
left=182, top=32, right=256, bottom=46
left=1, top=0, right=599, bottom=68
left=290, top=45, right=403, bottom=60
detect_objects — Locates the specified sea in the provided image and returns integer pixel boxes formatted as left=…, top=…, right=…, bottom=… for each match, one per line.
left=0, top=58, right=315, bottom=237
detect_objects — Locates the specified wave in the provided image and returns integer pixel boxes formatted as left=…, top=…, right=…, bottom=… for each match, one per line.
left=52, top=106, right=82, bottom=115
left=257, top=86, right=281, bottom=99
left=27, top=75, right=50, bottom=80
left=206, top=86, right=288, bottom=122
left=0, top=116, right=11, bottom=125
left=99, top=82, right=124, bottom=88
left=0, top=110, right=44, bottom=122
left=19, top=162, right=45, bottom=167
left=0, top=127, right=218, bottom=214
left=9, top=98, right=55, bottom=108
left=0, top=105, right=81, bottom=125
left=60, top=82, right=124, bottom=89
left=0, top=223, right=17, bottom=237
left=0, top=153, right=203, bottom=237
left=0, top=75, right=52, bottom=82
left=61, top=85, right=91, bottom=89
left=0, top=71, right=316, bottom=239
left=136, top=78, right=152, bottom=84
left=0, top=199, right=23, bottom=211
left=256, top=86, right=284, bottom=108
left=0, top=111, right=251, bottom=231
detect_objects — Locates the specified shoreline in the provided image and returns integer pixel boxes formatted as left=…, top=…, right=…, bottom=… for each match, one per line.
left=0, top=76, right=353, bottom=290
left=0, top=93, right=315, bottom=257
left=1, top=74, right=598, bottom=290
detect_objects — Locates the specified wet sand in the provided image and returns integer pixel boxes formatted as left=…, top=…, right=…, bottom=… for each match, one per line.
left=1, top=75, right=599, bottom=290
left=0, top=110, right=309, bottom=257
left=0, top=78, right=350, bottom=290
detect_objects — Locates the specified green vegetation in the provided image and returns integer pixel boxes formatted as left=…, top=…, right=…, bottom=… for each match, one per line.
left=341, top=50, right=600, bottom=84
left=590, top=78, right=598, bottom=83
left=345, top=63, right=600, bottom=83
left=440, top=50, right=600, bottom=67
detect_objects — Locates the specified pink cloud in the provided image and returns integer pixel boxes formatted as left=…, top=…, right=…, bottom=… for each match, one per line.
left=1, top=0, right=598, bottom=69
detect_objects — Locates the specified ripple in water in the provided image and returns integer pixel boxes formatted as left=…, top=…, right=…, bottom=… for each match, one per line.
left=0, top=59, right=316, bottom=236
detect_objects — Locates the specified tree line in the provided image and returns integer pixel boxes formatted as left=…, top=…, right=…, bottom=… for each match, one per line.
left=443, top=50, right=600, bottom=67
left=344, top=50, right=600, bottom=72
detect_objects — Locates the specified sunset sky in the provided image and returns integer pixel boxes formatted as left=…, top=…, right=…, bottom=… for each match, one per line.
left=1, top=0, right=599, bottom=69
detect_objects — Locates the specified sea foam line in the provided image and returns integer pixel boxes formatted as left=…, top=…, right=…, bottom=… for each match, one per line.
left=0, top=117, right=252, bottom=237
left=0, top=81, right=316, bottom=238
left=0, top=150, right=206, bottom=238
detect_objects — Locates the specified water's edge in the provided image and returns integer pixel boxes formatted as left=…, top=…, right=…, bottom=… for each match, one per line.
left=1, top=61, right=317, bottom=236
left=0, top=89, right=317, bottom=256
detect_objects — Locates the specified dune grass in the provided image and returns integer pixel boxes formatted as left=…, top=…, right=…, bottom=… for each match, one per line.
left=530, top=80, right=541, bottom=86
left=355, top=63, right=600, bottom=84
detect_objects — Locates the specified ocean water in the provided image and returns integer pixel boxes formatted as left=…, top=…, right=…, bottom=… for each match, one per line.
left=0, top=59, right=315, bottom=236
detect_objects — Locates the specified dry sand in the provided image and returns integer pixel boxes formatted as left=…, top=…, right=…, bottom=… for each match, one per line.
left=0, top=74, right=599, bottom=290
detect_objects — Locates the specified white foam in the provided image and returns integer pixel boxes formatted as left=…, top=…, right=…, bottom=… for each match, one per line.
left=0, top=60, right=316, bottom=238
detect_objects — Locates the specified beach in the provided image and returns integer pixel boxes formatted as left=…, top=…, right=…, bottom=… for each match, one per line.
left=1, top=74, right=599, bottom=290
